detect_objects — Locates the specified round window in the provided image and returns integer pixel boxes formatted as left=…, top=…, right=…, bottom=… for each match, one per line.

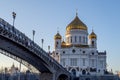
left=72, top=49, right=76, bottom=53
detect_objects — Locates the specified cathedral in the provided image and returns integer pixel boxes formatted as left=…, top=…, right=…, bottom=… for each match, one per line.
left=51, top=13, right=106, bottom=77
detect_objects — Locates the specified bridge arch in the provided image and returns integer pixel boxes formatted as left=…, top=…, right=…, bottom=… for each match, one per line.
left=0, top=49, right=38, bottom=72
left=0, top=18, right=70, bottom=80
left=0, top=35, right=50, bottom=72
left=57, top=74, right=69, bottom=80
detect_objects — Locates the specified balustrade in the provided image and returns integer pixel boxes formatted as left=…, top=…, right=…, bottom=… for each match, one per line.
left=0, top=18, right=68, bottom=73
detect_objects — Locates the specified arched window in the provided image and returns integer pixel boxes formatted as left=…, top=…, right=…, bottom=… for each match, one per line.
left=92, top=41, right=94, bottom=46
left=56, top=41, right=58, bottom=47
left=70, top=58, right=77, bottom=66
left=71, top=69, right=76, bottom=76
left=79, top=36, right=81, bottom=43
left=83, top=58, right=85, bottom=66
left=75, top=36, right=77, bottom=42
left=83, top=36, right=85, bottom=43
left=82, top=70, right=86, bottom=75
left=56, top=41, right=58, bottom=45
left=71, top=36, right=72, bottom=43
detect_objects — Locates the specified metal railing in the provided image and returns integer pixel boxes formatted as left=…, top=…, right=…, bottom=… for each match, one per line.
left=0, top=18, right=69, bottom=73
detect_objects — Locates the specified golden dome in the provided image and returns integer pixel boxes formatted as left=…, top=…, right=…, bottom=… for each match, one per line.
left=89, top=31, right=97, bottom=39
left=66, top=15, right=87, bottom=31
left=54, top=32, right=62, bottom=39
left=61, top=41, right=66, bottom=46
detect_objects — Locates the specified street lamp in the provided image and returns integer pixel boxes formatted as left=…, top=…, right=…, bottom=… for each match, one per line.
left=48, top=45, right=50, bottom=53
left=32, top=30, right=35, bottom=42
left=41, top=39, right=44, bottom=49
left=12, top=12, right=16, bottom=27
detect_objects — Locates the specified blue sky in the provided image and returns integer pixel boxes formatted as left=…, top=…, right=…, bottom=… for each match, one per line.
left=0, top=0, right=120, bottom=72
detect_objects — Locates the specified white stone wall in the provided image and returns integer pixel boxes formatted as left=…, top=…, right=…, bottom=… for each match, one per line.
left=54, top=39, right=61, bottom=49
left=65, top=29, right=88, bottom=45
left=53, top=27, right=106, bottom=77
left=53, top=47, right=106, bottom=77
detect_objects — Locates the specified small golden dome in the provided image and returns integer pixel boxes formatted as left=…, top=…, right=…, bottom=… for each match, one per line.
left=66, top=16, right=87, bottom=31
left=89, top=31, right=97, bottom=39
left=61, top=41, right=66, bottom=46
left=54, top=33, right=62, bottom=39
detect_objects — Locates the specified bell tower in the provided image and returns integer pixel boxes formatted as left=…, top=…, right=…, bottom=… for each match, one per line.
left=54, top=31, right=62, bottom=50
left=89, top=30, right=97, bottom=48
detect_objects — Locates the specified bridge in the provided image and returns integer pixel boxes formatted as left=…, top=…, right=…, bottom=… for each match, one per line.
left=0, top=18, right=71, bottom=80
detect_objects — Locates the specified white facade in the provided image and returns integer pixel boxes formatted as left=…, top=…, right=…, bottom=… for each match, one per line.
left=51, top=15, right=106, bottom=77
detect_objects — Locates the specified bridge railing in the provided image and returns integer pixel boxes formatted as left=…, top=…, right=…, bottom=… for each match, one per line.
left=0, top=18, right=68, bottom=73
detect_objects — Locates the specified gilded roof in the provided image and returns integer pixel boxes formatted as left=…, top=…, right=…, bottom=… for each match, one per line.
left=61, top=41, right=66, bottom=46
left=89, top=31, right=97, bottom=39
left=54, top=33, right=62, bottom=39
left=66, top=16, right=87, bottom=31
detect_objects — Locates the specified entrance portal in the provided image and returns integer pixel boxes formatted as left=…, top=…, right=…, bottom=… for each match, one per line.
left=71, top=69, right=76, bottom=77
left=82, top=70, right=86, bottom=75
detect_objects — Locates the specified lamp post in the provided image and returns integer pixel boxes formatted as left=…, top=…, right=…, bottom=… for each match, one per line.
left=48, top=45, right=50, bottom=53
left=41, top=39, right=44, bottom=49
left=12, top=12, right=16, bottom=27
left=32, top=30, right=35, bottom=42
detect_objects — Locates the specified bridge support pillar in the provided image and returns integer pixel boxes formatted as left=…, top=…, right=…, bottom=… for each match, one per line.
left=40, top=73, right=55, bottom=80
